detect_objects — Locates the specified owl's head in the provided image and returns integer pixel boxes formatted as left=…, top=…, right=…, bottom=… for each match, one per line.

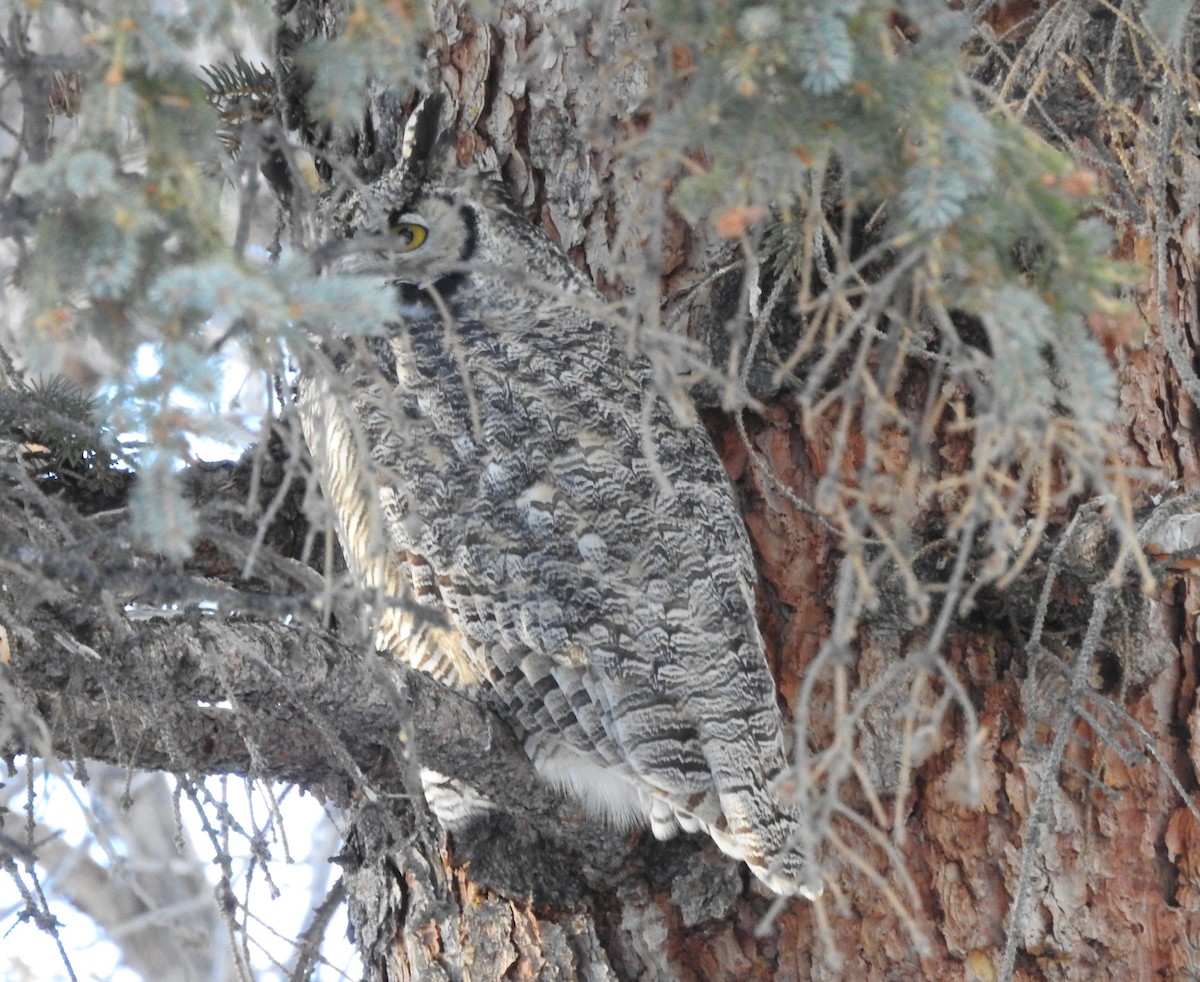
left=321, top=95, right=598, bottom=320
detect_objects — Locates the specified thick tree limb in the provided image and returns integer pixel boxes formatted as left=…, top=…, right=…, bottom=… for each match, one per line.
left=2, top=598, right=574, bottom=831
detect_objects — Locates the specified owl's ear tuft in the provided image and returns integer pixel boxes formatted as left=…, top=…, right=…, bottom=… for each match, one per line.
left=403, top=93, right=446, bottom=165
left=397, top=93, right=453, bottom=192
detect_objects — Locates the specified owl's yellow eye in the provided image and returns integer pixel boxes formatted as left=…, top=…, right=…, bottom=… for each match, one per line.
left=389, top=221, right=428, bottom=252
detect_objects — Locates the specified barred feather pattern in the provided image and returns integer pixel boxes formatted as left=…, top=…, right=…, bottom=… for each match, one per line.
left=298, top=166, right=816, bottom=898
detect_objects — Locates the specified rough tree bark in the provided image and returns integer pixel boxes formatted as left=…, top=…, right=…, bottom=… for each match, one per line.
left=4, top=2, right=1200, bottom=980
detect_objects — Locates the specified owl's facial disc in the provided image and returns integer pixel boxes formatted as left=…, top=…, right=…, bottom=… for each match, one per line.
left=385, top=196, right=478, bottom=314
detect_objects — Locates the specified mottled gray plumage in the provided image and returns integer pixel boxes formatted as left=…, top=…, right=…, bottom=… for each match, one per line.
left=298, top=105, right=815, bottom=897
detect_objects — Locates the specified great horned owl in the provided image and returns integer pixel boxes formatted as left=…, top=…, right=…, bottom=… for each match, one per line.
left=298, top=100, right=816, bottom=898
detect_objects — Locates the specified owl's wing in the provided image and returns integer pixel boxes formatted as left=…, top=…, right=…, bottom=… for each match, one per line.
left=350, top=317, right=788, bottom=810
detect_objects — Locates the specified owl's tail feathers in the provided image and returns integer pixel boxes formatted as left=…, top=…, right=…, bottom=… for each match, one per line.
left=740, top=827, right=825, bottom=900
left=667, top=790, right=824, bottom=900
